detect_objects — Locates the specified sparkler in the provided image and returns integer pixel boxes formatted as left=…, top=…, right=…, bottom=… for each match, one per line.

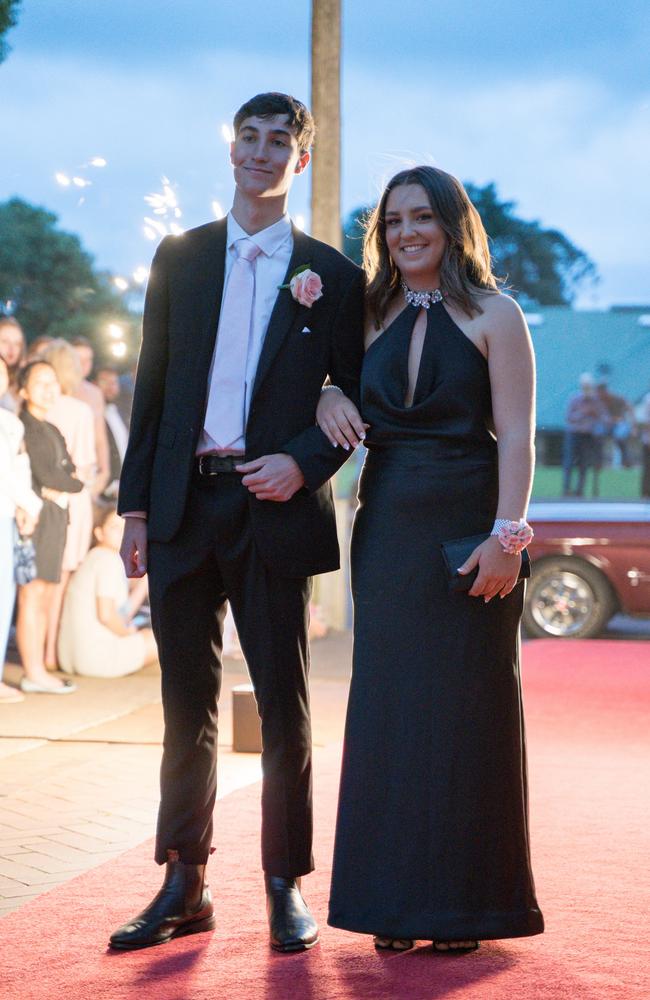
left=143, top=176, right=185, bottom=239
left=143, top=216, right=169, bottom=238
left=55, top=155, right=107, bottom=191
left=221, top=123, right=234, bottom=144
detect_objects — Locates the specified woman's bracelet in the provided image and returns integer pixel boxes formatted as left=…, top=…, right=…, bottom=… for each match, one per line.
left=490, top=518, right=534, bottom=554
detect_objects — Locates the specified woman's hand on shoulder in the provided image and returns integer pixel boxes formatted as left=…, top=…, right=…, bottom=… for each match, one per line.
left=457, top=535, right=522, bottom=602
left=316, top=387, right=369, bottom=451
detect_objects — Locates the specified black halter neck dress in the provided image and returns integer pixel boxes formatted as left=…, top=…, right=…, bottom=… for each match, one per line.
left=328, top=301, right=544, bottom=941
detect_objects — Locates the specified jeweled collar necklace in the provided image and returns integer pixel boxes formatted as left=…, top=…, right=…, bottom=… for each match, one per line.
left=401, top=280, right=444, bottom=310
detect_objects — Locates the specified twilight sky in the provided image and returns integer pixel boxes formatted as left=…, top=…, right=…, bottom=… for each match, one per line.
left=1, top=0, right=649, bottom=308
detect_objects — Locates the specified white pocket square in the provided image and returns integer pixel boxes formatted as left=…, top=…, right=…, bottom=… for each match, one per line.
left=301, top=326, right=312, bottom=334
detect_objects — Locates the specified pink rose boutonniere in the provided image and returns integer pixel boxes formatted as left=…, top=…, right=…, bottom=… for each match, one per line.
left=279, top=265, right=324, bottom=308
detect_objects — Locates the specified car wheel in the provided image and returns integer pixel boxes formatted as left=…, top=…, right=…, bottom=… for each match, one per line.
left=523, top=558, right=616, bottom=639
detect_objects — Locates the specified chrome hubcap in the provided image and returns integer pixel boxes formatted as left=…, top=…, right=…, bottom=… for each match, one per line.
left=531, top=571, right=594, bottom=636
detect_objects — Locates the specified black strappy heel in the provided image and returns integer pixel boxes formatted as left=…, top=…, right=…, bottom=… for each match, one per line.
left=432, top=940, right=479, bottom=954
left=373, top=935, right=414, bottom=952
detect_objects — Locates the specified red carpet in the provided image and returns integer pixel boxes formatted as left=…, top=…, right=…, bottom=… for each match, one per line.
left=2, top=639, right=649, bottom=1000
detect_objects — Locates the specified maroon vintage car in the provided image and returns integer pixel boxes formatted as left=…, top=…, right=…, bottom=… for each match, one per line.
left=524, top=501, right=650, bottom=638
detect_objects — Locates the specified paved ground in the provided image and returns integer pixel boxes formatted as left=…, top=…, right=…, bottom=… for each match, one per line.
left=0, top=631, right=353, bottom=918
left=1, top=616, right=647, bottom=920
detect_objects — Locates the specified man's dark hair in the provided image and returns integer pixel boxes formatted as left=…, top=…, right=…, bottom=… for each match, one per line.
left=233, top=92, right=315, bottom=155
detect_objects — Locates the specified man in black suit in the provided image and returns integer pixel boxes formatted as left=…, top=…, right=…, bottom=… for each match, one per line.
left=110, top=93, right=364, bottom=952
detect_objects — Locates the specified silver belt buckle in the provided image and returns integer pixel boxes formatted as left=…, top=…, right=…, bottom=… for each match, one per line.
left=198, top=455, right=219, bottom=476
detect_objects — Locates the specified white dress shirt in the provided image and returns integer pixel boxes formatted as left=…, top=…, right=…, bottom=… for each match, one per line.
left=105, top=402, right=129, bottom=461
left=0, top=408, right=43, bottom=520
left=196, top=211, right=293, bottom=455
left=124, top=213, right=294, bottom=519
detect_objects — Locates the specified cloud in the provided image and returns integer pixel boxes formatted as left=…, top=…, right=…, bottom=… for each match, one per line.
left=341, top=69, right=650, bottom=305
left=15, top=0, right=650, bottom=96
left=1, top=50, right=649, bottom=306
left=0, top=51, right=312, bottom=274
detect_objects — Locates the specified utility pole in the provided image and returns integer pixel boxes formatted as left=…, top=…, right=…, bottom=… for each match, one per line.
left=310, top=1, right=347, bottom=629
left=310, top=0, right=341, bottom=249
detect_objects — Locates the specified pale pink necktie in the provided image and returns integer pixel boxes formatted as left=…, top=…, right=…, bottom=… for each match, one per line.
left=204, top=238, right=261, bottom=449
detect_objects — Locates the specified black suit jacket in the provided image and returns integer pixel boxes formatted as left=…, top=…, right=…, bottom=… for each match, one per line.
left=105, top=419, right=123, bottom=483
left=118, top=219, right=365, bottom=577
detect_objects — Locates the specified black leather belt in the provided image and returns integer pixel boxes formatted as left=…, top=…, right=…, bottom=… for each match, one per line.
left=196, top=454, right=244, bottom=476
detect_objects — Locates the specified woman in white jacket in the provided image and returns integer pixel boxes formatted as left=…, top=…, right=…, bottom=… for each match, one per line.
left=0, top=358, right=42, bottom=702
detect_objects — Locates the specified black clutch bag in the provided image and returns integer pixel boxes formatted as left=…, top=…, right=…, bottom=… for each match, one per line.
left=440, top=532, right=531, bottom=593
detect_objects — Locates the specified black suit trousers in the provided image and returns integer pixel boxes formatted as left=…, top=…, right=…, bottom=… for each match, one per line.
left=147, top=469, right=314, bottom=877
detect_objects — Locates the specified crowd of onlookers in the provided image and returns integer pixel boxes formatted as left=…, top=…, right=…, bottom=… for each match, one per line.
left=562, top=373, right=650, bottom=498
left=0, top=315, right=327, bottom=705
left=0, top=315, right=156, bottom=704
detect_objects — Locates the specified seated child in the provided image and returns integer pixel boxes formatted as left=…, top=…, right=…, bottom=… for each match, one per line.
left=58, top=506, right=158, bottom=677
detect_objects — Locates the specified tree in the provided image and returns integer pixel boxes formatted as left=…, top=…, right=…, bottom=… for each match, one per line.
left=342, top=206, right=368, bottom=267
left=0, top=0, right=21, bottom=63
left=342, top=182, right=598, bottom=306
left=465, top=182, right=597, bottom=306
left=0, top=198, right=133, bottom=348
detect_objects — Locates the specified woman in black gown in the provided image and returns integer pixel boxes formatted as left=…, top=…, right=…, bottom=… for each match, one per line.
left=317, top=166, right=543, bottom=953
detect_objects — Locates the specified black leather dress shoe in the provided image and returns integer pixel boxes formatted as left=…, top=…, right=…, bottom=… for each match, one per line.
left=109, top=853, right=215, bottom=950
left=265, top=874, right=319, bottom=952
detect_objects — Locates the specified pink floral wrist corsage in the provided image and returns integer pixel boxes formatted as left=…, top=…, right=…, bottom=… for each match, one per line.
left=492, top=518, right=534, bottom=555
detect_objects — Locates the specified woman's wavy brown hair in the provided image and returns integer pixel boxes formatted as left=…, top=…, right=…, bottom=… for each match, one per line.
left=364, top=165, right=500, bottom=327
